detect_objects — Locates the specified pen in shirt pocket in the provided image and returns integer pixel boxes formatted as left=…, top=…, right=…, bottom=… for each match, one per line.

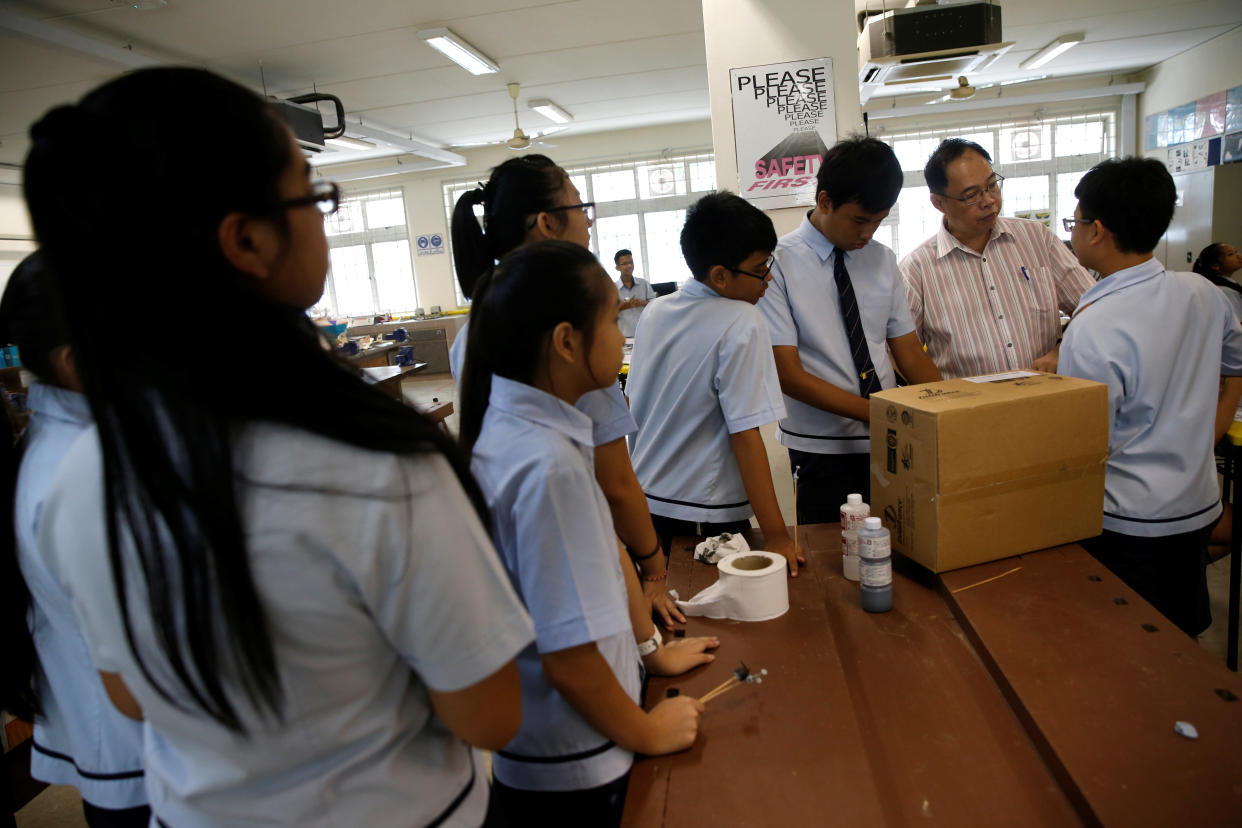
left=1020, top=266, right=1035, bottom=290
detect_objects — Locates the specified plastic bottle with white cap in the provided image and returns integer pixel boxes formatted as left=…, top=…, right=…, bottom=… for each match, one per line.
left=839, top=493, right=869, bottom=582
left=858, top=516, right=893, bottom=613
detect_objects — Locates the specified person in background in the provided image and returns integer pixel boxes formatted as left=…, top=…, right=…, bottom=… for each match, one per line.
left=460, top=241, right=712, bottom=827
left=614, top=248, right=654, bottom=338
left=759, top=137, right=941, bottom=523
left=451, top=157, right=684, bottom=628
left=628, top=193, right=801, bottom=575
left=1192, top=242, right=1242, bottom=321
left=0, top=253, right=148, bottom=827
left=900, top=138, right=1094, bottom=378
left=25, top=67, right=532, bottom=827
left=1059, top=157, right=1242, bottom=638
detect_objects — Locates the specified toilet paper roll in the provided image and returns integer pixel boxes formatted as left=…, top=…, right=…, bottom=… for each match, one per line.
left=675, top=551, right=790, bottom=622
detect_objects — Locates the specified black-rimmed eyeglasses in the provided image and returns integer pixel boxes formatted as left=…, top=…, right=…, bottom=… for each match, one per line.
left=546, top=202, right=596, bottom=222
left=939, top=174, right=1005, bottom=208
left=274, top=180, right=341, bottom=216
left=729, top=255, right=776, bottom=282
left=1062, top=216, right=1096, bottom=233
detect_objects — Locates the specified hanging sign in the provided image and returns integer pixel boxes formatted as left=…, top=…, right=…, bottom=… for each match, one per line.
left=731, top=57, right=836, bottom=210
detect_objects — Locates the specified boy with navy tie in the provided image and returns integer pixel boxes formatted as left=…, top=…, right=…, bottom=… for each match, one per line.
left=627, top=192, right=801, bottom=575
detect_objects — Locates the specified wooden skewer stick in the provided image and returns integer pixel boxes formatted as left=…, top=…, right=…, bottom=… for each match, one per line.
left=793, top=466, right=800, bottom=565
left=698, top=676, right=739, bottom=704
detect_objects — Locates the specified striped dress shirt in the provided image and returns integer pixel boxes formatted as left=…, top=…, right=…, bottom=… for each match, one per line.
left=899, top=217, right=1094, bottom=379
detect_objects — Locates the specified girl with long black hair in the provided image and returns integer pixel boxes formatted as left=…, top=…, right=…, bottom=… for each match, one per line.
left=0, top=253, right=148, bottom=827
left=460, top=241, right=708, bottom=826
left=22, top=67, right=532, bottom=827
left=1193, top=242, right=1242, bottom=321
left=450, top=157, right=685, bottom=628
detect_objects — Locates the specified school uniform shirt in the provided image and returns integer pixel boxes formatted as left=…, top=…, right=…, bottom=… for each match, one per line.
left=14, top=383, right=146, bottom=810
left=627, top=279, right=786, bottom=523
left=471, top=376, right=641, bottom=792
left=900, top=217, right=1094, bottom=379
left=450, top=317, right=636, bottom=445
left=616, top=276, right=655, bottom=337
left=40, top=422, right=534, bottom=828
left=1059, top=258, right=1242, bottom=537
left=759, top=214, right=915, bottom=455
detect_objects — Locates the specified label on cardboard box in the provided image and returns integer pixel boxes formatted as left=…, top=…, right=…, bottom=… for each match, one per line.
left=869, top=373, right=1108, bottom=573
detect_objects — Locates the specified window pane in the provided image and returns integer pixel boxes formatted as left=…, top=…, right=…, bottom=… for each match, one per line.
left=642, top=210, right=690, bottom=284
left=325, top=199, right=365, bottom=236
left=689, top=161, right=717, bottom=192
left=1054, top=121, right=1105, bottom=157
left=329, top=245, right=373, bottom=317
left=372, top=240, right=418, bottom=312
left=959, top=132, right=995, bottom=160
left=569, top=174, right=589, bottom=200
left=894, top=187, right=942, bottom=258
left=1055, top=172, right=1088, bottom=241
left=891, top=136, right=941, bottom=172
left=595, top=215, right=644, bottom=279
left=871, top=224, right=894, bottom=253
left=364, top=196, right=406, bottom=229
left=998, top=125, right=1051, bottom=164
left=1001, top=175, right=1050, bottom=219
left=637, top=164, right=688, bottom=199
left=591, top=170, right=636, bottom=203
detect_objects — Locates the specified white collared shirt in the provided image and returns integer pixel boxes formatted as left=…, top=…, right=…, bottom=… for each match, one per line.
left=471, top=376, right=640, bottom=791
left=900, top=217, right=1094, bottom=379
left=628, top=279, right=785, bottom=522
left=758, top=213, right=915, bottom=454
left=450, top=318, right=636, bottom=445
left=42, top=422, right=534, bottom=827
left=617, top=276, right=655, bottom=337
left=1060, top=258, right=1242, bottom=536
left=15, top=383, right=146, bottom=809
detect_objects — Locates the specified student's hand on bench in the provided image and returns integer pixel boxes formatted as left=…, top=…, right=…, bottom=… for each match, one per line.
left=642, top=635, right=719, bottom=677
left=766, top=534, right=804, bottom=577
left=646, top=581, right=687, bottom=629
left=643, top=695, right=704, bottom=755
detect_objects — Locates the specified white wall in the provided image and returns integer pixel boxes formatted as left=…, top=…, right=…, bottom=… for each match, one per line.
left=324, top=119, right=713, bottom=312
left=0, top=179, right=36, bottom=293
left=1139, top=25, right=1242, bottom=127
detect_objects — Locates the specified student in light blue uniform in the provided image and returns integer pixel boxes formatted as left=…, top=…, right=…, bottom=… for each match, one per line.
left=0, top=254, right=147, bottom=828
left=1059, top=157, right=1242, bottom=637
left=25, top=68, right=532, bottom=827
left=758, top=137, right=941, bottom=523
left=450, top=156, right=683, bottom=628
left=460, top=241, right=716, bottom=827
left=628, top=193, right=800, bottom=575
left=613, top=248, right=654, bottom=337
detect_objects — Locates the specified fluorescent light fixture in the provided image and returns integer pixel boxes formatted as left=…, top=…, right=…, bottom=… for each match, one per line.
left=418, top=27, right=498, bottom=75
left=1020, top=33, right=1084, bottom=70
left=528, top=98, right=572, bottom=124
left=326, top=136, right=377, bottom=152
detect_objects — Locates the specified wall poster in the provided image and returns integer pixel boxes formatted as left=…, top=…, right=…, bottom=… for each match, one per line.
left=731, top=57, right=836, bottom=210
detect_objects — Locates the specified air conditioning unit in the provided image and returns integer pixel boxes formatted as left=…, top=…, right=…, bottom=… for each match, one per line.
left=858, top=2, right=1013, bottom=103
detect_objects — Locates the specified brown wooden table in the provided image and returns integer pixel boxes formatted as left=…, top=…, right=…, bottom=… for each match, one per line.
left=361, top=362, right=426, bottom=400
left=623, top=526, right=1242, bottom=827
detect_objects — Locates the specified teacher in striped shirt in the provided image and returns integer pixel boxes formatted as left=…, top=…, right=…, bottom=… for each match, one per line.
left=899, top=139, right=1094, bottom=379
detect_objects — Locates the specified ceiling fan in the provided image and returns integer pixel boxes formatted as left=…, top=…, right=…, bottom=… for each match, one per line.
left=455, top=82, right=563, bottom=150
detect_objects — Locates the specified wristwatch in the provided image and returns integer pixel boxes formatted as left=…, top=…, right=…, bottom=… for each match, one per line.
left=637, top=626, right=663, bottom=657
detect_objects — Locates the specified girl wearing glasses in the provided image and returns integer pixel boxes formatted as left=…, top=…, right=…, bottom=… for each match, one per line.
left=22, top=67, right=532, bottom=827
left=450, top=157, right=686, bottom=629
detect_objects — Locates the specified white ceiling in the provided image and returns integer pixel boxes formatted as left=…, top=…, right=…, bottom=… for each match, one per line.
left=0, top=0, right=1238, bottom=167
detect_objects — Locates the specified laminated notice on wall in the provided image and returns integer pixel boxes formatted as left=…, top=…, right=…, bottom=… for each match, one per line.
left=730, top=57, right=836, bottom=211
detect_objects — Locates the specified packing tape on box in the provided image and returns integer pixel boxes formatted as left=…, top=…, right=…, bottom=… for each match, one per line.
left=675, top=551, right=789, bottom=622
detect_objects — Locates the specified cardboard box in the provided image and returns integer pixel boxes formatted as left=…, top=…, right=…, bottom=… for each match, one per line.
left=869, top=371, right=1108, bottom=573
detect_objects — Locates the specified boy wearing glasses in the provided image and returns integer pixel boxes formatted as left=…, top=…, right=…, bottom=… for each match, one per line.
left=626, top=192, right=801, bottom=575
left=1059, top=157, right=1242, bottom=637
left=899, top=138, right=1094, bottom=379
left=759, top=137, right=940, bottom=524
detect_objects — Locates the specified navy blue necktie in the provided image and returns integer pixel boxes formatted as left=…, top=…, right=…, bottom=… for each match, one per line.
left=834, top=249, right=883, bottom=398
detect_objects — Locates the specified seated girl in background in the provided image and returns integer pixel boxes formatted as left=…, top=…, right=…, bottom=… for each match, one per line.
left=460, top=241, right=713, bottom=827
left=23, top=67, right=532, bottom=827
left=1193, top=242, right=1242, bottom=321
left=0, top=253, right=148, bottom=827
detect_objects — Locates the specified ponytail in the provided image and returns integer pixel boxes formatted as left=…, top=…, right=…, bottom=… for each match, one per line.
left=458, top=240, right=611, bottom=453
left=449, top=155, right=567, bottom=304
